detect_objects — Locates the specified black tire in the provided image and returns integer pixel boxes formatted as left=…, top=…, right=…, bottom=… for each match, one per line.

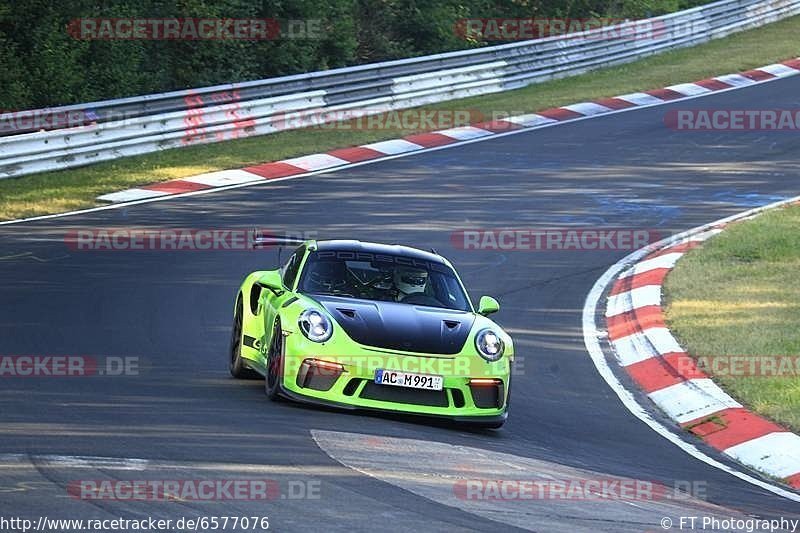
left=229, top=296, right=260, bottom=379
left=265, top=318, right=284, bottom=400
left=505, top=372, right=512, bottom=411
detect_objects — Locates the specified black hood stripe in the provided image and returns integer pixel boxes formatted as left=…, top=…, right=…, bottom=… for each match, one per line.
left=312, top=294, right=474, bottom=355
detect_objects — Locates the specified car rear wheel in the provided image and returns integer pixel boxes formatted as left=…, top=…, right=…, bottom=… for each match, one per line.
left=229, top=296, right=260, bottom=379
left=265, top=318, right=283, bottom=400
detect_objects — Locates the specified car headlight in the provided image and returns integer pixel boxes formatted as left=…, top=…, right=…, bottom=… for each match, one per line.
left=475, top=328, right=504, bottom=361
left=298, top=309, right=333, bottom=342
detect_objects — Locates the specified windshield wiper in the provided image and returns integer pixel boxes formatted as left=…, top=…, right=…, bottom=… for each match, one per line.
left=312, top=290, right=355, bottom=297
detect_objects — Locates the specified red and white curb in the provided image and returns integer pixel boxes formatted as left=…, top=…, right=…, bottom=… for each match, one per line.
left=604, top=208, right=800, bottom=490
left=97, top=59, right=800, bottom=204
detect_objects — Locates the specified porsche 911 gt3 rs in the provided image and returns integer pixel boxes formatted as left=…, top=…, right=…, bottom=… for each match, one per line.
left=229, top=239, right=513, bottom=428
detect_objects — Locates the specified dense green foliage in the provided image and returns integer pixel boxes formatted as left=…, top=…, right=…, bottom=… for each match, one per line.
left=1, top=0, right=707, bottom=109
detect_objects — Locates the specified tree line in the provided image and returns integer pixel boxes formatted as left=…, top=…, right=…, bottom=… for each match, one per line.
left=0, top=0, right=706, bottom=110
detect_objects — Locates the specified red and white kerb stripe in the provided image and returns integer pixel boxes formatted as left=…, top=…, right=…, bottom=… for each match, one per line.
left=98, top=59, right=800, bottom=204
left=605, top=227, right=800, bottom=489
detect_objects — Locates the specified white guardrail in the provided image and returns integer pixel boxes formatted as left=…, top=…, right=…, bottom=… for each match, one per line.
left=0, top=0, right=797, bottom=178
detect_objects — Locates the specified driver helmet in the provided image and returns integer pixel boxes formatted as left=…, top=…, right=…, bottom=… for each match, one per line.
left=394, top=266, right=428, bottom=295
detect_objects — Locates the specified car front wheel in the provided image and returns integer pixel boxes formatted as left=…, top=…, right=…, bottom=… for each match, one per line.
left=265, top=319, right=284, bottom=400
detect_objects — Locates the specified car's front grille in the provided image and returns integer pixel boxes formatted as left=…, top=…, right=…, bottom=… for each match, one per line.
left=342, top=378, right=363, bottom=396
left=359, top=382, right=449, bottom=407
left=451, top=387, right=465, bottom=408
left=469, top=381, right=505, bottom=409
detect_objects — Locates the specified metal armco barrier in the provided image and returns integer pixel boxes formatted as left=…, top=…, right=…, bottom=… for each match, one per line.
left=0, top=0, right=796, bottom=178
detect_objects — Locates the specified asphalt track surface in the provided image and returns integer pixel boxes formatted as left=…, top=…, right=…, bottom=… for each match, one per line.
left=1, top=76, right=799, bottom=532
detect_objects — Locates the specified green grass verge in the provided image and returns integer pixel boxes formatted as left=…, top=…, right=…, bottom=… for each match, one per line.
left=2, top=15, right=800, bottom=221
left=664, top=204, right=800, bottom=432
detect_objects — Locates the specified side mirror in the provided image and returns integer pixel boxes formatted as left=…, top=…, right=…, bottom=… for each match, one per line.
left=477, top=295, right=500, bottom=316
left=257, top=270, right=284, bottom=294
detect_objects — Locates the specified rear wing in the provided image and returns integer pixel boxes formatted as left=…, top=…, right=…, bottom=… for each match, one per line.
left=251, top=229, right=311, bottom=249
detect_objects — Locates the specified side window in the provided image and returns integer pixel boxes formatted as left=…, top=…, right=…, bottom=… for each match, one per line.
left=281, top=246, right=304, bottom=289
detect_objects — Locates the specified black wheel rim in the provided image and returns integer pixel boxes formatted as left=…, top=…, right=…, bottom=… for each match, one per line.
left=267, top=325, right=281, bottom=392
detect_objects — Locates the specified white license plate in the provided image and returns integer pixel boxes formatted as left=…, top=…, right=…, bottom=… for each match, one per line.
left=374, top=369, right=443, bottom=391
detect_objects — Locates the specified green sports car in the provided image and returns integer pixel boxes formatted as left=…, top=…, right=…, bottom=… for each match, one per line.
left=229, top=239, right=513, bottom=428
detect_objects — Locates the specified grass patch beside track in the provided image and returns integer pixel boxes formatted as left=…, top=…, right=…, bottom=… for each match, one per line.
left=664, top=204, right=800, bottom=432
left=2, top=14, right=800, bottom=221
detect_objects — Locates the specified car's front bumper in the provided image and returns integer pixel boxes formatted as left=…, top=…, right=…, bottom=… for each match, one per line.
left=277, top=335, right=511, bottom=421
left=280, top=386, right=508, bottom=426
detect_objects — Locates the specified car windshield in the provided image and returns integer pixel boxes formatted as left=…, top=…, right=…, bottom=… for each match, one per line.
left=297, top=250, right=471, bottom=311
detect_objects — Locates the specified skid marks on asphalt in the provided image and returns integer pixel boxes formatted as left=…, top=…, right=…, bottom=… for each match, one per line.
left=311, top=430, right=755, bottom=533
